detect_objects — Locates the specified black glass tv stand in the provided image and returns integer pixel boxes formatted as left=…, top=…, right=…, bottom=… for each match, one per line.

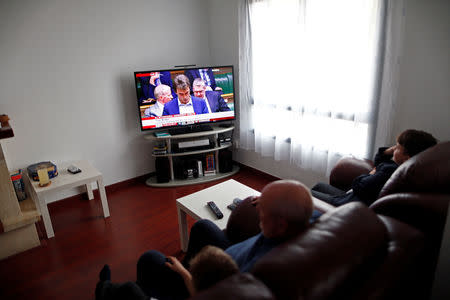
left=168, top=124, right=213, bottom=135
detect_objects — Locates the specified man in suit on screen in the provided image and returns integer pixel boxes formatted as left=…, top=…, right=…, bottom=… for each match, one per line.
left=192, top=78, right=230, bottom=113
left=185, top=68, right=221, bottom=92
left=162, top=74, right=208, bottom=116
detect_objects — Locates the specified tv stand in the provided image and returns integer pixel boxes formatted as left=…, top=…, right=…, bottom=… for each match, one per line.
left=168, top=124, right=213, bottom=136
left=144, top=125, right=238, bottom=187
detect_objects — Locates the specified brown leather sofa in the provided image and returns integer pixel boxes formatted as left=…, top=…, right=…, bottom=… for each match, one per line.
left=318, top=141, right=450, bottom=299
left=192, top=142, right=449, bottom=300
left=191, top=201, right=424, bottom=300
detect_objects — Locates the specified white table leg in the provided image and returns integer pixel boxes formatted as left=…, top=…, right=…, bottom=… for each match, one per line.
left=177, top=206, right=188, bottom=252
left=97, top=178, right=110, bottom=218
left=36, top=195, right=55, bottom=238
left=86, top=182, right=94, bottom=200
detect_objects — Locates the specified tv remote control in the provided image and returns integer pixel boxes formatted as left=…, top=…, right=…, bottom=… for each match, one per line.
left=207, top=201, right=223, bottom=219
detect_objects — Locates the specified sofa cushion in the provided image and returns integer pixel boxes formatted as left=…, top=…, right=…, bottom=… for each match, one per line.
left=251, top=202, right=388, bottom=300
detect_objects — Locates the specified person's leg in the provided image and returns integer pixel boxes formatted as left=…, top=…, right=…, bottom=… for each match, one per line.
left=96, top=281, right=148, bottom=300
left=311, top=182, right=347, bottom=196
left=311, top=189, right=338, bottom=203
left=182, top=219, right=230, bottom=266
left=96, top=265, right=147, bottom=300
left=136, top=250, right=189, bottom=300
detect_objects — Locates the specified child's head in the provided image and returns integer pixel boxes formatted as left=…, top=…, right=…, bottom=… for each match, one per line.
left=394, top=129, right=437, bottom=164
left=189, top=245, right=239, bottom=293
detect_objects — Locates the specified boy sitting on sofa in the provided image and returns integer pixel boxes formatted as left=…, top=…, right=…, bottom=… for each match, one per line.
left=311, top=129, right=437, bottom=207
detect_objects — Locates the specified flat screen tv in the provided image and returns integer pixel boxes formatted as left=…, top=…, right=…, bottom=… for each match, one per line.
left=134, top=65, right=235, bottom=134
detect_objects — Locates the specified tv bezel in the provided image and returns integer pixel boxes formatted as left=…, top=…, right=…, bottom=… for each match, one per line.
left=134, top=65, right=236, bottom=132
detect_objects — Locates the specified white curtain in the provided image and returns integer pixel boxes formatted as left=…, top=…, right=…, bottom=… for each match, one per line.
left=238, top=0, right=387, bottom=176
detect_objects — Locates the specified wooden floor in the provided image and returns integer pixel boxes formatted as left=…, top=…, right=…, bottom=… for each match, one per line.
left=0, top=166, right=278, bottom=300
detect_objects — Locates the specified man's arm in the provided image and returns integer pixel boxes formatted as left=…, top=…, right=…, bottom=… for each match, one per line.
left=217, top=95, right=231, bottom=111
left=165, top=256, right=195, bottom=296
left=374, top=146, right=394, bottom=166
left=351, top=163, right=398, bottom=205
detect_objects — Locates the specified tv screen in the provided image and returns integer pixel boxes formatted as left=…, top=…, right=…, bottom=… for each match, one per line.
left=134, top=65, right=235, bottom=132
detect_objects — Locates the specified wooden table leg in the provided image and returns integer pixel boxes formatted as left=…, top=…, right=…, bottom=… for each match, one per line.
left=97, top=178, right=110, bottom=218
left=177, top=205, right=188, bottom=252
left=36, top=194, right=55, bottom=238
left=86, top=182, right=94, bottom=200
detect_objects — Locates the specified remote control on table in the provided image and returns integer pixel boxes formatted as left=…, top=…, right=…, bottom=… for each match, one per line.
left=207, top=201, right=223, bottom=219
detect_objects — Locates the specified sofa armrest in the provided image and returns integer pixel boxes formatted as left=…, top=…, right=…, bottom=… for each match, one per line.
left=313, top=196, right=335, bottom=213
left=330, top=157, right=374, bottom=191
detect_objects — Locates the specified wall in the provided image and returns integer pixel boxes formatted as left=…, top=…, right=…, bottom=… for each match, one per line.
left=391, top=0, right=450, bottom=143
left=0, top=0, right=211, bottom=202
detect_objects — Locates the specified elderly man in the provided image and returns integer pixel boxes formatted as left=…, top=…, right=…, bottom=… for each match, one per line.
left=192, top=78, right=231, bottom=113
left=162, top=74, right=208, bottom=116
left=143, top=84, right=173, bottom=117
left=134, top=180, right=313, bottom=299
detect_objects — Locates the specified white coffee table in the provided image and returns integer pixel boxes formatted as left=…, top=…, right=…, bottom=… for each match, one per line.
left=176, top=179, right=261, bottom=252
left=26, top=160, right=110, bottom=238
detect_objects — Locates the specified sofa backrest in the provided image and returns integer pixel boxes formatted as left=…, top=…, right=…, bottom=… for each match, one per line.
left=379, top=141, right=450, bottom=197
left=370, top=141, right=450, bottom=299
left=249, top=202, right=423, bottom=300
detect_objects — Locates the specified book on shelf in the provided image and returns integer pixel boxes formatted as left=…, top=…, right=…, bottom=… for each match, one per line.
left=205, top=153, right=215, bottom=171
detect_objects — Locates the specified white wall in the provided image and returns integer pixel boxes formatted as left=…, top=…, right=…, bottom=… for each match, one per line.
left=0, top=0, right=211, bottom=201
left=391, top=0, right=450, bottom=143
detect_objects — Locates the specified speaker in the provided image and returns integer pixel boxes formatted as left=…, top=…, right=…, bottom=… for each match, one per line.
left=219, top=149, right=233, bottom=173
left=155, top=157, right=170, bottom=183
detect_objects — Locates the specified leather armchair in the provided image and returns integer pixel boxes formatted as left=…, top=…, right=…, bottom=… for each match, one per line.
left=192, top=201, right=424, bottom=300
left=318, top=141, right=450, bottom=299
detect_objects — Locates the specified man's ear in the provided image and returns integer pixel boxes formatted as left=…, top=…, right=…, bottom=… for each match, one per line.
left=276, top=218, right=289, bottom=236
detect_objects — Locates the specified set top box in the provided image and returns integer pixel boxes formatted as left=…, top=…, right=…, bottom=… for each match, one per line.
left=173, top=138, right=213, bottom=152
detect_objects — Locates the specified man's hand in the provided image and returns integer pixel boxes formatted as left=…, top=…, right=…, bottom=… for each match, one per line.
left=250, top=195, right=260, bottom=206
left=165, top=257, right=188, bottom=276
left=165, top=256, right=194, bottom=295
left=384, top=145, right=396, bottom=156
left=369, top=167, right=377, bottom=175
left=149, top=72, right=161, bottom=86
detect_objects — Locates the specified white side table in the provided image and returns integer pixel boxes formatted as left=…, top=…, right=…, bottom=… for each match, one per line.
left=176, top=179, right=261, bottom=251
left=26, top=160, right=110, bottom=238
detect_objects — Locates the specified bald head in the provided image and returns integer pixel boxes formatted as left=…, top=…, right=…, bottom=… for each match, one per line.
left=258, top=180, right=313, bottom=239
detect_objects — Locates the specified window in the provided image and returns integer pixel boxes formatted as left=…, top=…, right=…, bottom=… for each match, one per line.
left=239, top=0, right=385, bottom=175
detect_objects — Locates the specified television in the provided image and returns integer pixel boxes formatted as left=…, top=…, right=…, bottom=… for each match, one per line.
left=134, top=65, right=236, bottom=134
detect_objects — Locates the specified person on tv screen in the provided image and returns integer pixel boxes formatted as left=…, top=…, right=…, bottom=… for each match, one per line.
left=192, top=78, right=230, bottom=113
left=143, top=84, right=173, bottom=117
left=138, top=71, right=175, bottom=104
left=162, top=74, right=208, bottom=116
left=185, top=68, right=222, bottom=92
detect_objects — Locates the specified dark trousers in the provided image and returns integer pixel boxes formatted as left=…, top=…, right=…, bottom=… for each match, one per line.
left=96, top=281, right=148, bottom=300
left=136, top=219, right=230, bottom=299
left=311, top=182, right=354, bottom=207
